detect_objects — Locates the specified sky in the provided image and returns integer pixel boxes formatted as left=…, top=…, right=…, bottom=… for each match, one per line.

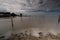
left=0, top=0, right=60, bottom=13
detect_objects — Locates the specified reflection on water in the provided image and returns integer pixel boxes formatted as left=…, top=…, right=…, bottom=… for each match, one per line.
left=0, top=17, right=11, bottom=34
left=13, top=15, right=59, bottom=34
left=0, top=15, right=60, bottom=39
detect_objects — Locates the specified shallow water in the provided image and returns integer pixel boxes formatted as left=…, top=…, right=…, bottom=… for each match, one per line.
left=0, top=15, right=60, bottom=38
left=13, top=15, right=59, bottom=34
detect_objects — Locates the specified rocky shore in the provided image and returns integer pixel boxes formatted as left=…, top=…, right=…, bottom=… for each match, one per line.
left=5, top=32, right=60, bottom=40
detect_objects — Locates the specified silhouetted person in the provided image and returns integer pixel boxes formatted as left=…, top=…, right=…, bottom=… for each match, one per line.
left=20, top=13, right=22, bottom=17
left=58, top=16, right=60, bottom=24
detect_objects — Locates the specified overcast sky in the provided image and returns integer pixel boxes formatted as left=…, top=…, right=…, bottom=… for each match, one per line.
left=0, top=0, right=60, bottom=13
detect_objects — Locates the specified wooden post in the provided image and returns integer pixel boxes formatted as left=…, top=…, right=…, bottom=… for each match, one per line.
left=58, top=16, right=60, bottom=24
left=20, top=13, right=23, bottom=21
left=11, top=16, right=14, bottom=31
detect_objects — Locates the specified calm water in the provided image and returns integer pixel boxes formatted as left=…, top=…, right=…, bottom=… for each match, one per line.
left=0, top=15, right=60, bottom=38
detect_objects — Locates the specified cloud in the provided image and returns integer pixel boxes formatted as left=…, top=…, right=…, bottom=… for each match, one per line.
left=0, top=0, right=60, bottom=12
left=0, top=6, right=7, bottom=12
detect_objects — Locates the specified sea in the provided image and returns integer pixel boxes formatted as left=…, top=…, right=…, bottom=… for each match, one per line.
left=0, top=12, right=60, bottom=39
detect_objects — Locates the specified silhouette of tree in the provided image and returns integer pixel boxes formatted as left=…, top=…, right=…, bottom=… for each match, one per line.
left=11, top=13, right=17, bottom=17
left=0, top=12, right=10, bottom=17
left=20, top=13, right=22, bottom=17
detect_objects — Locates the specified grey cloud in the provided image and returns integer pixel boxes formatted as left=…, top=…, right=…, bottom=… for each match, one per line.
left=0, top=0, right=60, bottom=12
left=0, top=6, right=7, bottom=12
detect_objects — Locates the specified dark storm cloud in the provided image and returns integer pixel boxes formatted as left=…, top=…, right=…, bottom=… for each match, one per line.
left=20, top=0, right=60, bottom=12
left=40, top=0, right=60, bottom=9
left=55, top=0, right=60, bottom=7
left=51, top=0, right=60, bottom=7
